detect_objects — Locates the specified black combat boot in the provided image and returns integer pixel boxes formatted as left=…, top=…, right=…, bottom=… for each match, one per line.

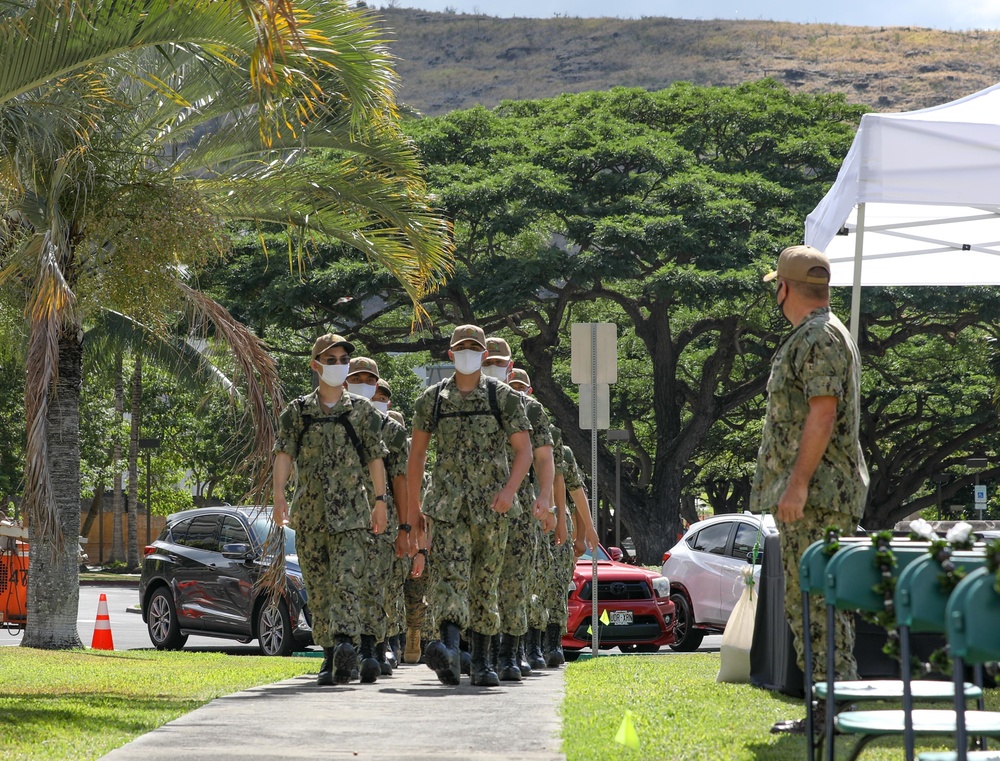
left=469, top=631, right=500, bottom=687
left=497, top=633, right=522, bottom=682
left=544, top=623, right=565, bottom=668
left=525, top=627, right=546, bottom=669
left=317, top=646, right=335, bottom=686
left=376, top=640, right=393, bottom=676
left=386, top=635, right=399, bottom=669
left=417, top=638, right=429, bottom=665
left=516, top=635, right=532, bottom=677
left=359, top=635, right=380, bottom=684
left=332, top=635, right=358, bottom=685
left=459, top=636, right=472, bottom=675
left=490, top=633, right=501, bottom=675
left=425, top=621, right=462, bottom=685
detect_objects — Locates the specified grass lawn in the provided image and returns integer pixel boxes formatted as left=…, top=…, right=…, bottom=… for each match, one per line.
left=0, top=648, right=316, bottom=760
left=562, top=653, right=999, bottom=761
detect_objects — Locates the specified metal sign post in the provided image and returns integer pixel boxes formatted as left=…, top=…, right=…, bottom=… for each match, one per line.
left=571, top=323, right=617, bottom=658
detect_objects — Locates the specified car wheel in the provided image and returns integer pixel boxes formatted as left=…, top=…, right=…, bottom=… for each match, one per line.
left=258, top=598, right=295, bottom=657
left=636, top=644, right=660, bottom=653
left=668, top=592, right=705, bottom=652
left=147, top=587, right=188, bottom=651
left=564, top=649, right=581, bottom=662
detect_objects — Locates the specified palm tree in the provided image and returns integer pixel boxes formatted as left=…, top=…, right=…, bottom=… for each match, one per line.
left=0, top=0, right=452, bottom=648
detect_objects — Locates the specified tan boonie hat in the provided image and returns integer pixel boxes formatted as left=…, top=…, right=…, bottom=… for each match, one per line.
left=449, top=324, right=487, bottom=350
left=346, top=356, right=379, bottom=379
left=486, top=336, right=512, bottom=360
left=508, top=368, right=531, bottom=387
left=311, top=333, right=355, bottom=359
left=763, top=245, right=831, bottom=284
left=375, top=378, right=392, bottom=397
left=388, top=410, right=405, bottom=426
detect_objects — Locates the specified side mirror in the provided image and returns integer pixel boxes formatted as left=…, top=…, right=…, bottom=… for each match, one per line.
left=609, top=547, right=624, bottom=562
left=746, top=550, right=764, bottom=564
left=222, top=543, right=253, bottom=561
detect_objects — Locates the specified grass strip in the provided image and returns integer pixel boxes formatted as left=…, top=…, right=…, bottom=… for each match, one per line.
left=0, top=648, right=315, bottom=760
left=562, top=653, right=998, bottom=760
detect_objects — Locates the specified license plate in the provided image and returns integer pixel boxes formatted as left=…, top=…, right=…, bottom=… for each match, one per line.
left=609, top=610, right=633, bottom=626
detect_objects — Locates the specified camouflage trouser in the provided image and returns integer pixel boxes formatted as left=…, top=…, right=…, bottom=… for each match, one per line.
left=430, top=505, right=509, bottom=636
left=296, top=527, right=376, bottom=647
left=778, top=508, right=859, bottom=682
left=359, top=531, right=393, bottom=642
left=544, top=512, right=575, bottom=629
left=527, top=516, right=551, bottom=630
left=498, top=508, right=536, bottom=635
left=385, top=551, right=408, bottom=638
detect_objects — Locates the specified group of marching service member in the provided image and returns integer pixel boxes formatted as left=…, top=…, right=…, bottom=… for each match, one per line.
left=272, top=324, right=600, bottom=686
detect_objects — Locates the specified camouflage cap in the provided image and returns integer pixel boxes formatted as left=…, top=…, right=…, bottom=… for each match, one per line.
left=346, top=356, right=380, bottom=379
left=508, top=368, right=531, bottom=387
left=375, top=378, right=392, bottom=397
left=311, top=333, right=355, bottom=359
left=763, top=245, right=831, bottom=284
left=485, top=336, right=512, bottom=360
left=388, top=410, right=405, bottom=426
left=449, top=324, right=487, bottom=350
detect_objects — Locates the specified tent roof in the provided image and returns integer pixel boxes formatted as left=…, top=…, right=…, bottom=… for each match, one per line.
left=805, top=82, right=1000, bottom=286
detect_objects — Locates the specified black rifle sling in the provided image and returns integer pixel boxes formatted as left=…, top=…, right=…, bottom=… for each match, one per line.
left=294, top=397, right=367, bottom=466
left=430, top=376, right=503, bottom=433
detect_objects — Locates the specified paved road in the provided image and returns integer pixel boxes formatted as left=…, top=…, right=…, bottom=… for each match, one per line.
left=1, top=584, right=722, bottom=654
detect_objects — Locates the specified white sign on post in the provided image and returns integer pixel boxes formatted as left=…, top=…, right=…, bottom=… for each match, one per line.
left=571, top=323, right=617, bottom=384
left=578, top=384, right=611, bottom=429
left=975, top=485, right=988, bottom=504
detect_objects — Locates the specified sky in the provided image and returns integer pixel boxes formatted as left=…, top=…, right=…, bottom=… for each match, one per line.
left=379, top=1, right=1000, bottom=31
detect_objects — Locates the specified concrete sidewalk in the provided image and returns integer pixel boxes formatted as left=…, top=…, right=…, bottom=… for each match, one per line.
left=99, top=658, right=566, bottom=761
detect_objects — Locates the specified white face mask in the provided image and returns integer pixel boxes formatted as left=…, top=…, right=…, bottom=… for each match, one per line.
left=347, top=382, right=377, bottom=399
left=452, top=349, right=484, bottom=375
left=319, top=364, right=350, bottom=387
left=481, top=365, right=508, bottom=381
left=372, top=400, right=389, bottom=413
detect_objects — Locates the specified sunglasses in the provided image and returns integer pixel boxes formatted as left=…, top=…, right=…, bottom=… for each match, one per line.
left=316, top=355, right=351, bottom=365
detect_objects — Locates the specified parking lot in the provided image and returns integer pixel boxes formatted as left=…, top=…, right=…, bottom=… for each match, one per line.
left=1, top=584, right=722, bottom=654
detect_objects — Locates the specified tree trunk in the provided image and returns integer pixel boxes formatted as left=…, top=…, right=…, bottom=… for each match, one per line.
left=110, top=350, right=125, bottom=563
left=126, top=354, right=142, bottom=572
left=80, top=486, right=104, bottom=537
left=22, top=327, right=84, bottom=649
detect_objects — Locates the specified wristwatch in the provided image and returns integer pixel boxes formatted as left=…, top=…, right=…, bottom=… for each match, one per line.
left=374, top=494, right=387, bottom=503
left=417, top=548, right=429, bottom=558
left=397, top=523, right=412, bottom=533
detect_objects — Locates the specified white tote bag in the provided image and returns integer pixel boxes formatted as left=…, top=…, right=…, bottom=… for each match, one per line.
left=717, top=566, right=757, bottom=683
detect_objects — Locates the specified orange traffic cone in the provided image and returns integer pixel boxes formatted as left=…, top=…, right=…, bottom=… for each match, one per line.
left=91, top=593, right=114, bottom=650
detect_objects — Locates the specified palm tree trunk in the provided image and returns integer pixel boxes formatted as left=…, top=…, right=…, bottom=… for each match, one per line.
left=22, top=327, right=84, bottom=649
left=126, top=353, right=142, bottom=571
left=110, top=350, right=125, bottom=563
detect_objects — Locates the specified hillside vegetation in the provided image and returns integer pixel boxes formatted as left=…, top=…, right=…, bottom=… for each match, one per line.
left=377, top=6, right=1000, bottom=115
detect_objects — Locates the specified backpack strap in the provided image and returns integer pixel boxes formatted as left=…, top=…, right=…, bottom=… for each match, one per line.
left=294, top=396, right=367, bottom=466
left=431, top=376, right=504, bottom=433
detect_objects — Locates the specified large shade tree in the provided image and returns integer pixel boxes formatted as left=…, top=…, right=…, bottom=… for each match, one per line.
left=0, top=0, right=451, bottom=648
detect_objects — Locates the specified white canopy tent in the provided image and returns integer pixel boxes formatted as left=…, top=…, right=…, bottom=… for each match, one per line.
left=804, top=82, right=1000, bottom=339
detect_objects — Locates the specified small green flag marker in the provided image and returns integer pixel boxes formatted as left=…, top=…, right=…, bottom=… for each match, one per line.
left=614, top=709, right=640, bottom=750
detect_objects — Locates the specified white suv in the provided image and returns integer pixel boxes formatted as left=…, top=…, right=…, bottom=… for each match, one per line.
left=660, top=512, right=776, bottom=651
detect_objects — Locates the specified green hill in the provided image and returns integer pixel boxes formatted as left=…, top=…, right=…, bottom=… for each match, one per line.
left=376, top=7, right=1000, bottom=114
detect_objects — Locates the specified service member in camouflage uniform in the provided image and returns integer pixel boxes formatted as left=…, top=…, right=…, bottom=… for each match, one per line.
left=346, top=360, right=408, bottom=679
left=483, top=340, right=555, bottom=681
left=750, top=246, right=869, bottom=733
left=273, top=334, right=389, bottom=686
left=407, top=324, right=534, bottom=687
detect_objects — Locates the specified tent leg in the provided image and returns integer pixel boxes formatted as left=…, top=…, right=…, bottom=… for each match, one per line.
left=849, top=203, right=865, bottom=342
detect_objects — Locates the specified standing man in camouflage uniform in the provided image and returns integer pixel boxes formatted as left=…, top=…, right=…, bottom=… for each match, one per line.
left=273, top=334, right=389, bottom=686
left=750, top=246, right=869, bottom=733
left=483, top=340, right=555, bottom=681
left=407, top=324, right=533, bottom=687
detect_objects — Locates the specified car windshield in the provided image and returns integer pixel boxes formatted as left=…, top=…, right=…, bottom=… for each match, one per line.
left=247, top=513, right=297, bottom=557
left=577, top=545, right=612, bottom=562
